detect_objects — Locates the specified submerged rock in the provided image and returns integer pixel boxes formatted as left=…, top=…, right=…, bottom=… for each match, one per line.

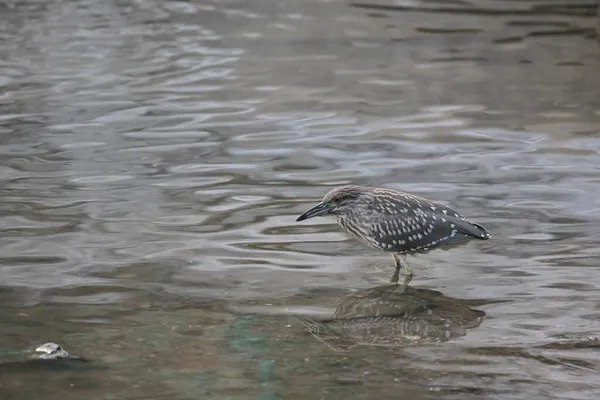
left=34, top=343, right=74, bottom=360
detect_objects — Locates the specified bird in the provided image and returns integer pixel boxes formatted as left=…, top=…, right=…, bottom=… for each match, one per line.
left=295, top=185, right=490, bottom=285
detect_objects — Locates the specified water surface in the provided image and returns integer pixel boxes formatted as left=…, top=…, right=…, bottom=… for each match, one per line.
left=1, top=0, right=599, bottom=399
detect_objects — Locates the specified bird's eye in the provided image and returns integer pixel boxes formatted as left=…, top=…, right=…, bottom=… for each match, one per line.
left=333, top=197, right=342, bottom=204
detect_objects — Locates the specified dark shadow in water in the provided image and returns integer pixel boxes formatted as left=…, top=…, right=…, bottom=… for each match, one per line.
left=352, top=1, right=598, bottom=42
left=350, top=1, right=599, bottom=17
left=0, top=356, right=99, bottom=374
left=299, top=284, right=486, bottom=351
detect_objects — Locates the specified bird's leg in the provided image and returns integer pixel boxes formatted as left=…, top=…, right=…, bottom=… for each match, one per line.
left=400, top=254, right=414, bottom=281
left=392, top=253, right=413, bottom=287
left=391, top=253, right=401, bottom=283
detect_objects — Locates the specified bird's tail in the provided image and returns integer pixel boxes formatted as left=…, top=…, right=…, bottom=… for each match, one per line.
left=470, top=222, right=491, bottom=240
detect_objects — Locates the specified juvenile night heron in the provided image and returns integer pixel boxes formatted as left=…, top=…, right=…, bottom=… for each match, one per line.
left=296, top=185, right=490, bottom=285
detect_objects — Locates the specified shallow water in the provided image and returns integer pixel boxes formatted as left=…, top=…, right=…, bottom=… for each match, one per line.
left=1, top=0, right=599, bottom=398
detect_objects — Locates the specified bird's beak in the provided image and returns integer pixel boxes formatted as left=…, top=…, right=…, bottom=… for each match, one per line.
left=296, top=202, right=333, bottom=222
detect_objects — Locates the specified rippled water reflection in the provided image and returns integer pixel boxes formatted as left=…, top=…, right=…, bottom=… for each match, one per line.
left=1, top=0, right=599, bottom=398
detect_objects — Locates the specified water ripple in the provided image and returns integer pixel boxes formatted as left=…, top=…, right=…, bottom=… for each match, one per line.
left=0, top=0, right=599, bottom=398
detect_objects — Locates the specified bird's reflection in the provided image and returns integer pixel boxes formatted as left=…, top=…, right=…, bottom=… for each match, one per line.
left=300, top=284, right=485, bottom=351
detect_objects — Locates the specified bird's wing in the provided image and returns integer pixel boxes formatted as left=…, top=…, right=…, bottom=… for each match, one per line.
left=365, top=195, right=489, bottom=252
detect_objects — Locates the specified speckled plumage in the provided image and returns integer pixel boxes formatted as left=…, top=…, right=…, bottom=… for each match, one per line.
left=296, top=185, right=490, bottom=285
left=332, top=186, right=489, bottom=254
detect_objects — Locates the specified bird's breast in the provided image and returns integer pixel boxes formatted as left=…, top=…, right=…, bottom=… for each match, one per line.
left=337, top=215, right=382, bottom=249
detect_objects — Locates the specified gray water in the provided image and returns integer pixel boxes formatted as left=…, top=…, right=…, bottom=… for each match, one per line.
left=1, top=0, right=599, bottom=399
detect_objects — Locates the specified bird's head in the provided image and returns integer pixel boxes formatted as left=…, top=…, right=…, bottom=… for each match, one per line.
left=296, top=185, right=367, bottom=221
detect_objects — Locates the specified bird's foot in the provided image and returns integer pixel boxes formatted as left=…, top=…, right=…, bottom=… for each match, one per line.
left=403, top=263, right=414, bottom=277
left=380, top=275, right=412, bottom=300
left=401, top=270, right=413, bottom=287
left=383, top=265, right=413, bottom=298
